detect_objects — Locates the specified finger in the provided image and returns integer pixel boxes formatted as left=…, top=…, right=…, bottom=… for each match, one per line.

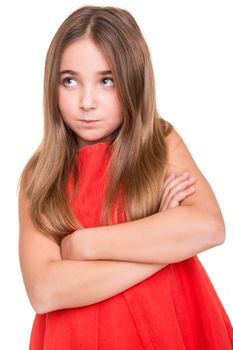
left=169, top=187, right=196, bottom=209
left=167, top=176, right=196, bottom=199
left=160, top=187, right=196, bottom=211
left=163, top=172, right=190, bottom=194
left=160, top=171, right=194, bottom=210
left=161, top=173, right=194, bottom=206
left=173, top=186, right=196, bottom=203
left=163, top=171, right=176, bottom=189
left=161, top=177, right=195, bottom=210
left=160, top=172, right=184, bottom=209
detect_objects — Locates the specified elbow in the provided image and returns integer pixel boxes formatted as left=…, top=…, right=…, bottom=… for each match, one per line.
left=30, top=286, right=51, bottom=314
left=32, top=301, right=50, bottom=315
left=29, top=261, right=64, bottom=314
left=208, top=213, right=226, bottom=248
left=31, top=302, right=47, bottom=315
left=30, top=281, right=56, bottom=314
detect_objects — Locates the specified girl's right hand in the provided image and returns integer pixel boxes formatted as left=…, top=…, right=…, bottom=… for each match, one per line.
left=158, top=171, right=196, bottom=212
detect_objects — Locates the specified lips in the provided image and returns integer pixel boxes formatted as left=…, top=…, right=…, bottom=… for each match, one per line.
left=79, top=119, right=100, bottom=124
left=79, top=119, right=99, bottom=128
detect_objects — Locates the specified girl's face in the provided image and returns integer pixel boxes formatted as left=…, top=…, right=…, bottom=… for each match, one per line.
left=58, top=38, right=123, bottom=149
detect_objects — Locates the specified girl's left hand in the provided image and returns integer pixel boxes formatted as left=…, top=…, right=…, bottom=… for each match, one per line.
left=61, top=170, right=196, bottom=260
left=158, top=170, right=196, bottom=212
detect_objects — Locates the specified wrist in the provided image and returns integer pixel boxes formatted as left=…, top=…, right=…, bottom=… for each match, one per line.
left=83, top=229, right=99, bottom=260
left=68, top=230, right=97, bottom=261
left=61, top=234, right=73, bottom=259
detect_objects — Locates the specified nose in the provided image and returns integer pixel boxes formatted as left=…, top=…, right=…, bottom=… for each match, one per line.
left=80, top=85, right=97, bottom=110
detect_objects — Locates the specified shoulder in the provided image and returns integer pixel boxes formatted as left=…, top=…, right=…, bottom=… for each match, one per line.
left=163, top=127, right=221, bottom=212
left=165, top=127, right=195, bottom=176
left=164, top=125, right=225, bottom=242
left=165, top=127, right=182, bottom=149
left=157, top=119, right=189, bottom=174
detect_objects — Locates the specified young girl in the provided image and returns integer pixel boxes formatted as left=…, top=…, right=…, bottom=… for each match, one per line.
left=18, top=5, right=233, bottom=350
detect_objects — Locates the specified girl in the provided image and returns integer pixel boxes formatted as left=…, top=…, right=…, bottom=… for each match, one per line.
left=18, top=5, right=233, bottom=350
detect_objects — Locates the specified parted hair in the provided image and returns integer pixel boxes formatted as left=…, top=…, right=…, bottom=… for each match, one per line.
left=19, top=5, right=173, bottom=243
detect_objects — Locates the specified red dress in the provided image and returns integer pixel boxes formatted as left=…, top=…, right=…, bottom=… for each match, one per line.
left=29, top=141, right=233, bottom=349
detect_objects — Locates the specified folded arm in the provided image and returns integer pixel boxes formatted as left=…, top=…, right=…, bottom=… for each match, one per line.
left=63, top=130, right=225, bottom=264
left=18, top=196, right=166, bottom=314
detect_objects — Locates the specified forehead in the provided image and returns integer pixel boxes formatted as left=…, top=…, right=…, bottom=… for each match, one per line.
left=60, top=38, right=111, bottom=73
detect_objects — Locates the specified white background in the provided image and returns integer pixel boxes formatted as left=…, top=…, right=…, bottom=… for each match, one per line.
left=0, top=1, right=232, bottom=348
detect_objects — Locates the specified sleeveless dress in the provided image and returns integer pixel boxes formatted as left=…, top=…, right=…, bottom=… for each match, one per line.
left=29, top=141, right=233, bottom=350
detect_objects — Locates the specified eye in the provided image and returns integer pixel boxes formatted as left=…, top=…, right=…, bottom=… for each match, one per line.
left=62, top=77, right=78, bottom=87
left=101, top=77, right=115, bottom=87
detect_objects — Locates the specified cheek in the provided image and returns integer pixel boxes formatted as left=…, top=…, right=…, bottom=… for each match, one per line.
left=115, top=100, right=123, bottom=122
left=107, top=94, right=123, bottom=114
left=57, top=90, right=65, bottom=113
left=58, top=90, right=74, bottom=116
left=57, top=96, right=74, bottom=128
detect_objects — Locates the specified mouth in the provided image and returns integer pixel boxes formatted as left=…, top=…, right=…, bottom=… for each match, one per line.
left=79, top=120, right=100, bottom=124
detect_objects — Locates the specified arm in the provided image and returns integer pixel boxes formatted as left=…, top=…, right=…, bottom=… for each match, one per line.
left=18, top=196, right=166, bottom=314
left=63, top=130, right=225, bottom=264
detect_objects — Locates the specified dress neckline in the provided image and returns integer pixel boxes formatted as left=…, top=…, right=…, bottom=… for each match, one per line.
left=77, top=141, right=111, bottom=155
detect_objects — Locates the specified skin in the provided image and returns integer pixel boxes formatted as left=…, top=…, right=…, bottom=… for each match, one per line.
left=19, top=37, right=224, bottom=314
left=58, top=38, right=123, bottom=149
left=61, top=130, right=225, bottom=265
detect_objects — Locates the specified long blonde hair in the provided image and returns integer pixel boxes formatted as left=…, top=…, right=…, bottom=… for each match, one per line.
left=19, top=6, right=173, bottom=243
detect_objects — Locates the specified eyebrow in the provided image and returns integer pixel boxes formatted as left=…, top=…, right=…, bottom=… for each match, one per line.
left=59, top=69, right=112, bottom=76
